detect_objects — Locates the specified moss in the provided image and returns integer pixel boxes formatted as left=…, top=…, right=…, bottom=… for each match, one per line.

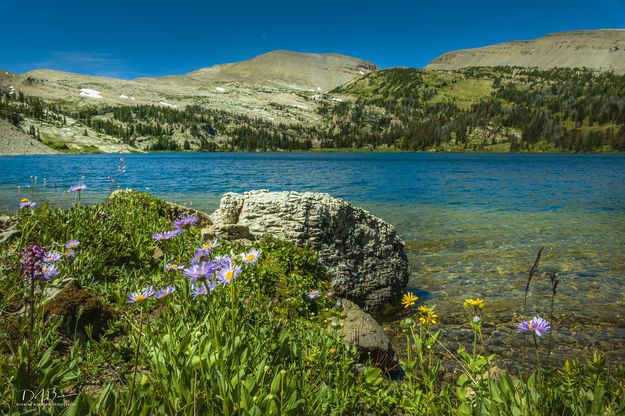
left=0, top=315, right=22, bottom=352
left=44, top=281, right=114, bottom=340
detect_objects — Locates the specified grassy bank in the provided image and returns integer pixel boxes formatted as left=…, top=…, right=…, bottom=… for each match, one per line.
left=1, top=191, right=624, bottom=415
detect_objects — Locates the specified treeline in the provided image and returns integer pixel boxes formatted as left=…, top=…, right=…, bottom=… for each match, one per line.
left=324, top=67, right=625, bottom=152
left=2, top=66, right=625, bottom=152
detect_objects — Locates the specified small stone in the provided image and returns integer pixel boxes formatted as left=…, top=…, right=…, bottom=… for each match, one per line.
left=333, top=299, right=398, bottom=374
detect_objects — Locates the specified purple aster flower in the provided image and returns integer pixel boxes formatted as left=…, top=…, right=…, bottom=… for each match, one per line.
left=65, top=250, right=76, bottom=262
left=213, top=255, right=233, bottom=268
left=164, top=262, right=184, bottom=271
left=43, top=251, right=62, bottom=263
left=518, top=316, right=551, bottom=337
left=189, top=255, right=202, bottom=265
left=183, top=261, right=218, bottom=283
left=326, top=290, right=335, bottom=298
left=152, top=229, right=183, bottom=241
left=65, top=240, right=80, bottom=249
left=127, top=285, right=155, bottom=304
left=68, top=184, right=87, bottom=193
left=19, top=200, right=36, bottom=209
left=40, top=264, right=60, bottom=280
left=191, top=283, right=208, bottom=298
left=308, top=289, right=320, bottom=300
left=191, top=282, right=216, bottom=298
left=195, top=239, right=220, bottom=258
left=241, top=249, right=261, bottom=266
left=155, top=285, right=176, bottom=299
left=172, top=215, right=198, bottom=230
left=217, top=263, right=241, bottom=285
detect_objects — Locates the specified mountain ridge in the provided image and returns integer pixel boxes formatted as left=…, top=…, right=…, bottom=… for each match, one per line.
left=183, top=50, right=377, bottom=91
left=2, top=36, right=625, bottom=154
left=427, top=29, right=625, bottom=71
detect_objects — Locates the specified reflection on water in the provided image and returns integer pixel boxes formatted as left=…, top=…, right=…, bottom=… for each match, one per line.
left=1, top=152, right=624, bottom=318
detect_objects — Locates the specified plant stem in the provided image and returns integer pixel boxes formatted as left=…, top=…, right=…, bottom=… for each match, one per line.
left=524, top=247, right=544, bottom=310
left=28, top=278, right=35, bottom=383
left=473, top=327, right=478, bottom=360
left=126, top=307, right=144, bottom=415
left=547, top=286, right=556, bottom=366
left=533, top=333, right=540, bottom=368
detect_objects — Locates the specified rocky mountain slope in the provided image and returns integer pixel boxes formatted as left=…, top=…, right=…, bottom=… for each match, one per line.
left=185, top=50, right=377, bottom=91
left=0, top=119, right=58, bottom=155
left=427, top=30, right=625, bottom=71
left=0, top=51, right=378, bottom=153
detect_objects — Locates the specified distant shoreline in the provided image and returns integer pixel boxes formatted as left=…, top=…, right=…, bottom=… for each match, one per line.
left=2, top=148, right=624, bottom=156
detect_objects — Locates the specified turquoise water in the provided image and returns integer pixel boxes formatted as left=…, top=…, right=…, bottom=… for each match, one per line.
left=1, top=152, right=624, bottom=317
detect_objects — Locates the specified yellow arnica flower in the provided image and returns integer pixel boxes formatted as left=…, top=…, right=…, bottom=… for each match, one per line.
left=401, top=292, right=418, bottom=308
left=464, top=298, right=486, bottom=310
left=418, top=305, right=438, bottom=326
left=20, top=197, right=30, bottom=203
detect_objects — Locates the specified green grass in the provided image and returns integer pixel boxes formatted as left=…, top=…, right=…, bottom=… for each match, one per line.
left=1, top=191, right=624, bottom=415
left=40, top=133, right=102, bottom=154
left=428, top=76, right=493, bottom=110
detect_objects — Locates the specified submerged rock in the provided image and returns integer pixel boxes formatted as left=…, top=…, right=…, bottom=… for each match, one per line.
left=209, top=190, right=410, bottom=311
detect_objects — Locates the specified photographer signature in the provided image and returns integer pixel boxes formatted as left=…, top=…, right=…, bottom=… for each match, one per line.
left=17, top=388, right=77, bottom=403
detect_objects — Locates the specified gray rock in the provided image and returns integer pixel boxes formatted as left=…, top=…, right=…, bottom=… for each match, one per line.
left=0, top=215, right=19, bottom=244
left=210, top=190, right=410, bottom=311
left=203, top=224, right=254, bottom=241
left=211, top=192, right=244, bottom=224
left=332, top=299, right=397, bottom=372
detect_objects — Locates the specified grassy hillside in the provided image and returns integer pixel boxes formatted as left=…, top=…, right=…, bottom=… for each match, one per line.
left=327, top=66, right=625, bottom=152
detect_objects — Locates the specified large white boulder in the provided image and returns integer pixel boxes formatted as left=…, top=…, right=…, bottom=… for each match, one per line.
left=209, top=190, right=410, bottom=311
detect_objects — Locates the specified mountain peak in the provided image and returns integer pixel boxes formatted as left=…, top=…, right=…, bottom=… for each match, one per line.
left=188, top=50, right=378, bottom=90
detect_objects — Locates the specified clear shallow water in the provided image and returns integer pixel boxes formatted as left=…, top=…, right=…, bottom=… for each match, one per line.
left=1, top=152, right=624, bottom=317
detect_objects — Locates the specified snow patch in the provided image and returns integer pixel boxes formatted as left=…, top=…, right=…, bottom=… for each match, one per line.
left=293, top=105, right=308, bottom=110
left=159, top=101, right=177, bottom=108
left=332, top=97, right=343, bottom=102
left=359, top=70, right=365, bottom=75
left=215, top=87, right=226, bottom=93
left=316, top=87, right=322, bottom=91
left=79, top=88, right=103, bottom=99
left=131, top=96, right=136, bottom=100
left=4, top=72, right=8, bottom=75
left=119, top=94, right=129, bottom=99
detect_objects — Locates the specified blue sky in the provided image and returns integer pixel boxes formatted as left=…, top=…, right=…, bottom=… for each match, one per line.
left=1, top=0, right=624, bottom=78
